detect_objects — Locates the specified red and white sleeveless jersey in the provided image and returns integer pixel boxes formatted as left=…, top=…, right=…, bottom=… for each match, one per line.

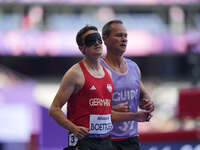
left=67, top=61, right=113, bottom=137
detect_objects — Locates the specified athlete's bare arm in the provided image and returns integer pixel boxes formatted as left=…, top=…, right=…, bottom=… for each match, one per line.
left=112, top=101, right=129, bottom=112
left=49, top=64, right=89, bottom=139
left=111, top=109, right=152, bottom=122
left=139, top=80, right=154, bottom=113
left=134, top=65, right=154, bottom=112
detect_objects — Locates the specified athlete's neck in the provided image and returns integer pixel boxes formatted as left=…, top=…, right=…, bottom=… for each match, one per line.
left=83, top=58, right=101, bottom=71
left=104, top=53, right=127, bottom=73
left=104, top=54, right=125, bottom=68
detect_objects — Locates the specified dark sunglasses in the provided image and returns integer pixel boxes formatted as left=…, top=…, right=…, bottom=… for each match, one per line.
left=84, top=32, right=103, bottom=47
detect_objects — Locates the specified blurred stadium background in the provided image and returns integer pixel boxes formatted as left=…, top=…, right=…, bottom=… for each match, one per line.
left=0, top=0, right=200, bottom=150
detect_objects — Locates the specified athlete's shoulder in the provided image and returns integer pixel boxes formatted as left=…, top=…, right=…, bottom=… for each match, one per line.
left=100, top=58, right=111, bottom=70
left=63, top=62, right=83, bottom=81
left=124, top=57, right=141, bottom=76
left=59, top=62, right=84, bottom=95
left=124, top=57, right=138, bottom=66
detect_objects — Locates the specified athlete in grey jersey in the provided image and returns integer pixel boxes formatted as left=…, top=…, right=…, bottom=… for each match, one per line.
left=101, top=20, right=154, bottom=150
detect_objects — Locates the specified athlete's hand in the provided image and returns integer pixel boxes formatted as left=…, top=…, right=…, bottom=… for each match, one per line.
left=72, top=126, right=89, bottom=139
left=140, top=98, right=154, bottom=113
left=112, top=101, right=129, bottom=112
left=134, top=110, right=152, bottom=122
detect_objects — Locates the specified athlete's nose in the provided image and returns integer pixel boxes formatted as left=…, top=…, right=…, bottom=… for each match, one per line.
left=95, top=40, right=101, bottom=45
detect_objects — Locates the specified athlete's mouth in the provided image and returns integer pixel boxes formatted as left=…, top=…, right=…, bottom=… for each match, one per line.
left=120, top=44, right=127, bottom=47
left=95, top=46, right=101, bottom=49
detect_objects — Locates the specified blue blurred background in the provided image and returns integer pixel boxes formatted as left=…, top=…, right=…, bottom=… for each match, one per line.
left=0, top=0, right=200, bottom=150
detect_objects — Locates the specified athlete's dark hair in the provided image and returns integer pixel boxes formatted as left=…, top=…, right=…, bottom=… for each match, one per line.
left=76, top=25, right=98, bottom=46
left=102, top=20, right=123, bottom=37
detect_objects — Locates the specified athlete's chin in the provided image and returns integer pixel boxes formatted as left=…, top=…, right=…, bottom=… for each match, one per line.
left=117, top=46, right=126, bottom=51
left=118, top=48, right=126, bottom=54
left=96, top=50, right=103, bottom=55
left=95, top=47, right=103, bottom=52
left=94, top=52, right=103, bottom=58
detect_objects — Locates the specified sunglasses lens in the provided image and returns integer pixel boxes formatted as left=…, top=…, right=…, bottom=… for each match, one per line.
left=85, top=33, right=102, bottom=47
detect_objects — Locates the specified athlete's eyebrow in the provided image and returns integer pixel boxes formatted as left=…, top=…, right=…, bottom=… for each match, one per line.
left=115, top=33, right=127, bottom=37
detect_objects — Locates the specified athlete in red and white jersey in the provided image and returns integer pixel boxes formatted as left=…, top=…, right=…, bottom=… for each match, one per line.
left=49, top=25, right=114, bottom=150
left=67, top=60, right=113, bottom=138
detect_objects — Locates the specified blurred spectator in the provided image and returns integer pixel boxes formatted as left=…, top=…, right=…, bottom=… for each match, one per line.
left=21, top=6, right=43, bottom=30
left=186, top=42, right=200, bottom=86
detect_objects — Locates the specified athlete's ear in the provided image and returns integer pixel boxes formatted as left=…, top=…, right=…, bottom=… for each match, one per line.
left=102, top=35, right=108, bottom=44
left=79, top=45, right=86, bottom=55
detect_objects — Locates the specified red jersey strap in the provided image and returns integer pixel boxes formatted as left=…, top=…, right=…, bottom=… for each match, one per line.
left=79, top=61, right=86, bottom=72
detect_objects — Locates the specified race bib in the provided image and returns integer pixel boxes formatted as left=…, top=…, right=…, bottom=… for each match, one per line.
left=68, top=133, right=78, bottom=146
left=89, top=114, right=113, bottom=135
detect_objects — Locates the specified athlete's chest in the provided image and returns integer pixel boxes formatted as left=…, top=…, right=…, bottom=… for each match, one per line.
left=85, top=79, right=113, bottom=97
left=112, top=69, right=139, bottom=90
left=111, top=69, right=140, bottom=103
